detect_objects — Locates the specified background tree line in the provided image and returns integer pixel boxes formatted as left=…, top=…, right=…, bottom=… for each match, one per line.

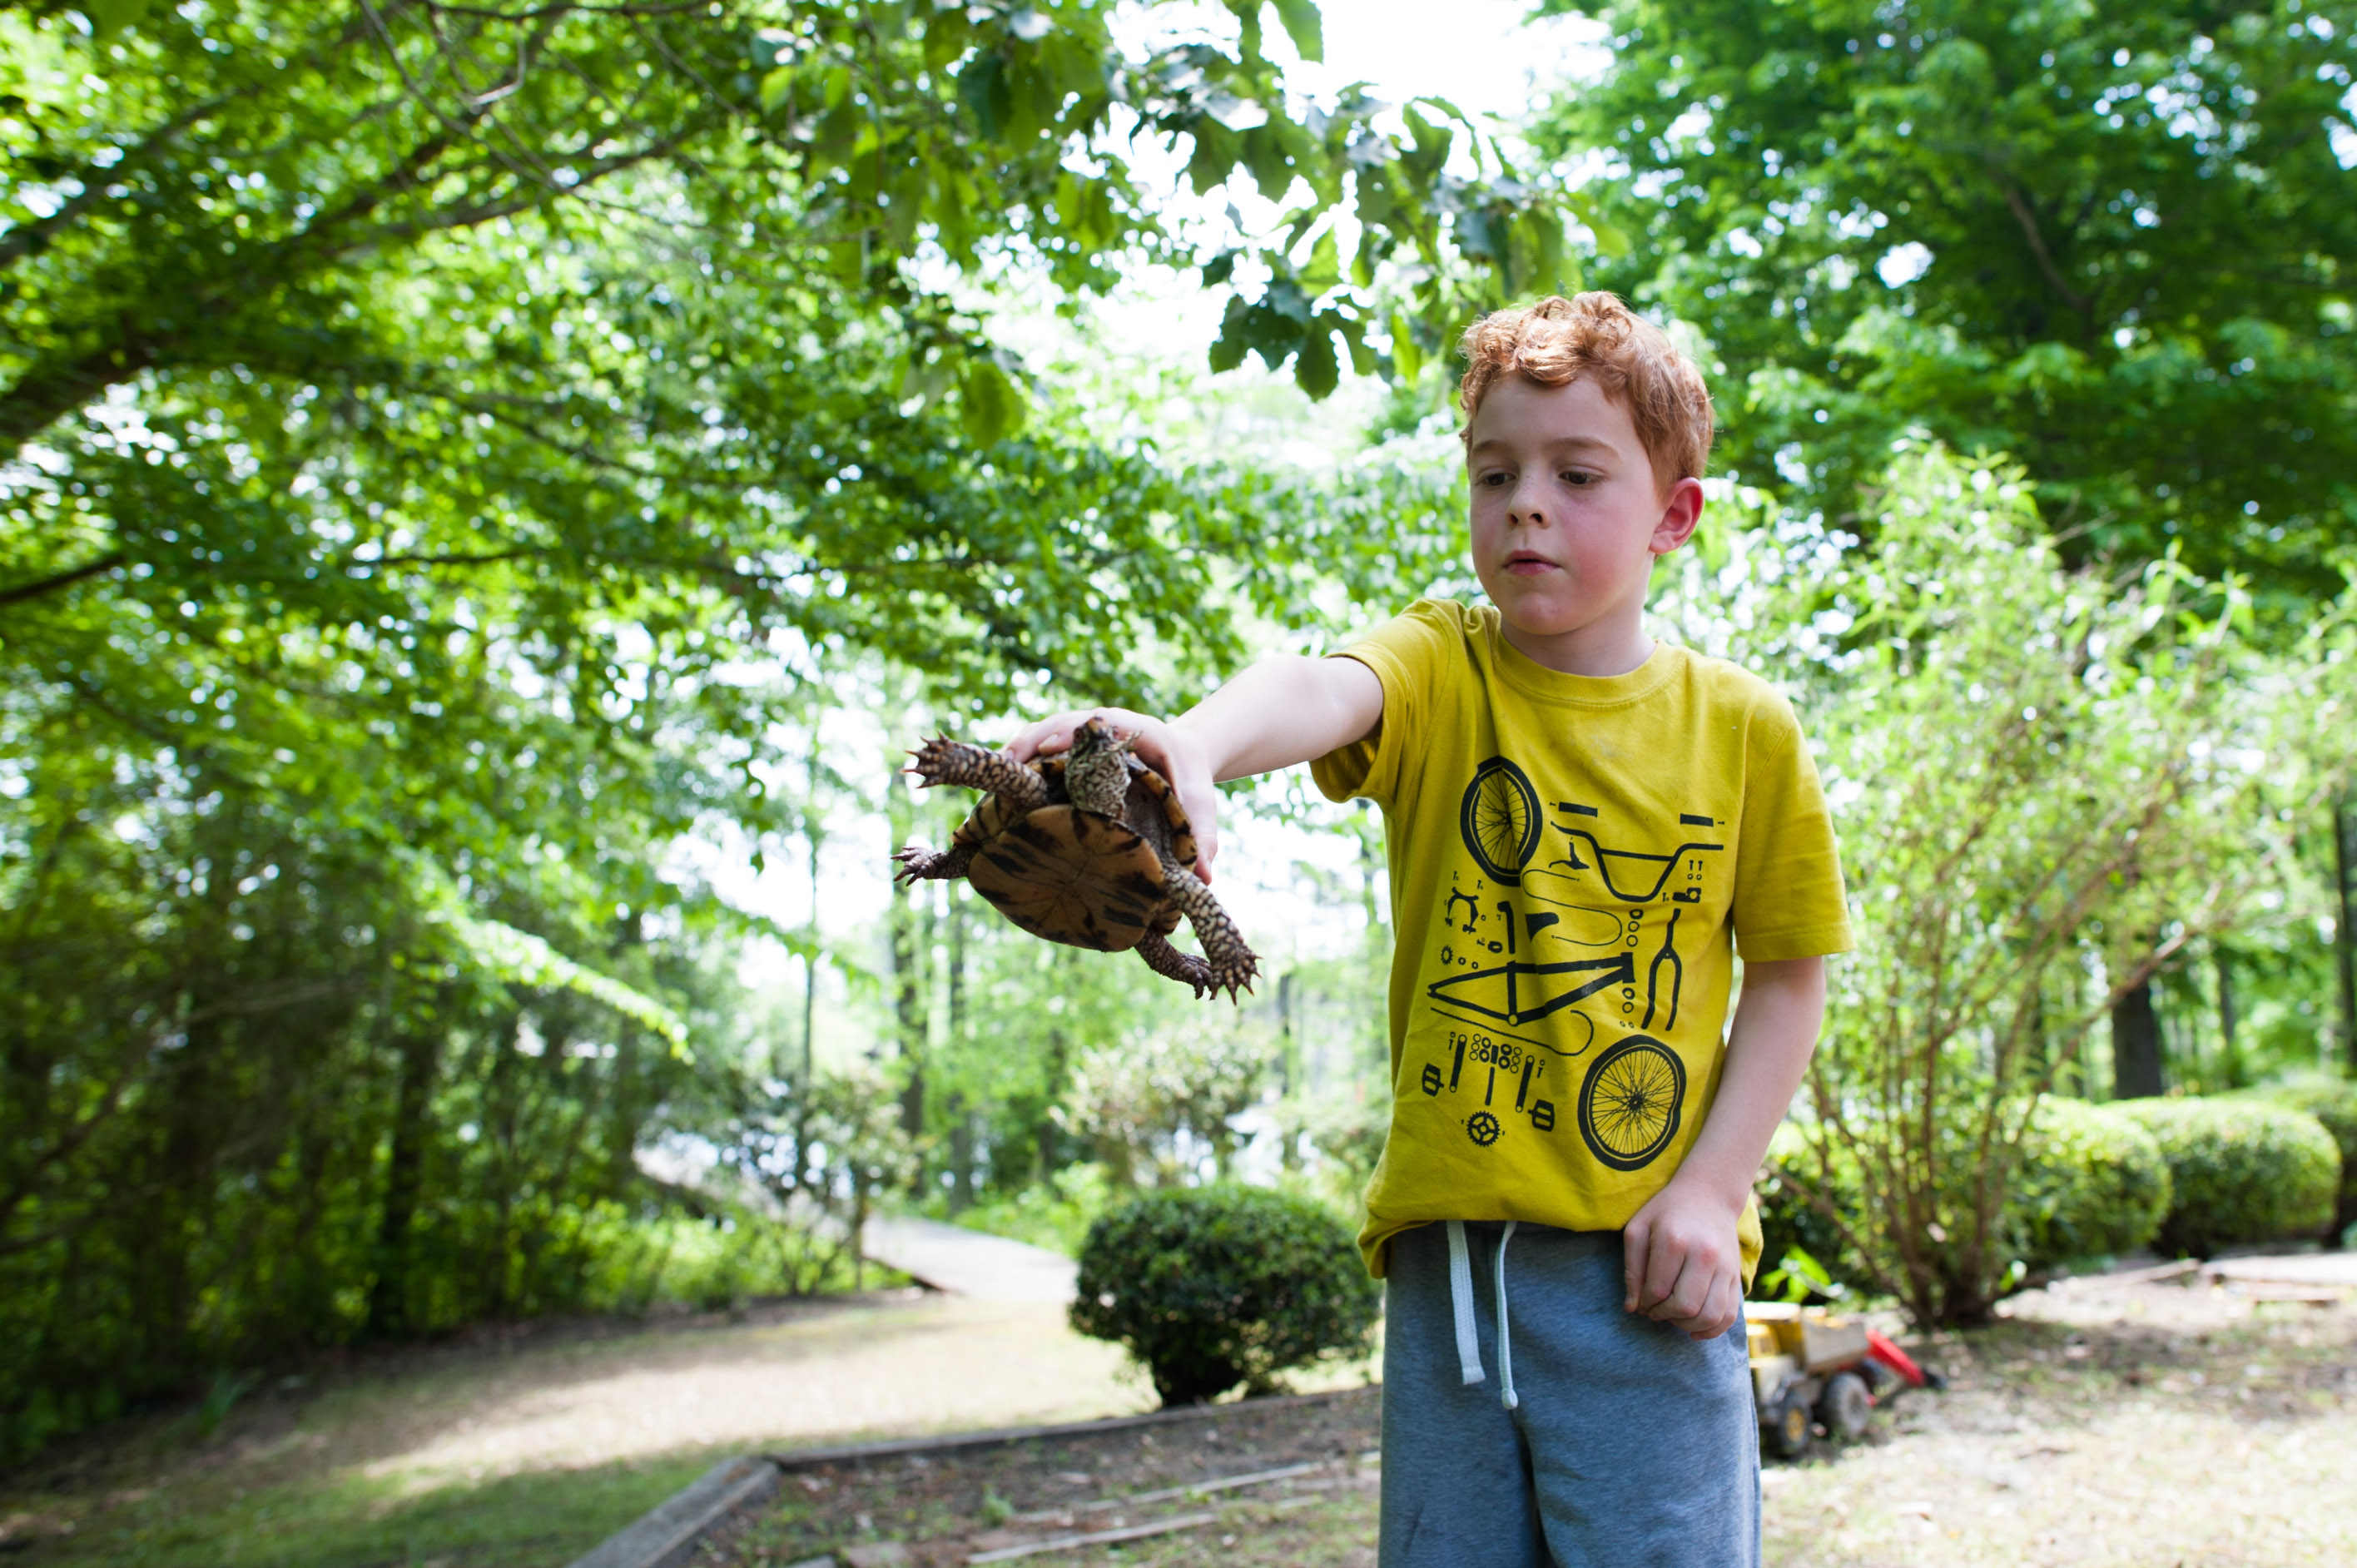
left=2, top=0, right=2354, bottom=1456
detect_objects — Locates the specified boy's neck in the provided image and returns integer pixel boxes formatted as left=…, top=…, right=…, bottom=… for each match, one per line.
left=1496, top=607, right=1657, bottom=678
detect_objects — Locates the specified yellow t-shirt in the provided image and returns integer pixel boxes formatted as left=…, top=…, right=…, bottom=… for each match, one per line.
left=1312, top=600, right=1853, bottom=1279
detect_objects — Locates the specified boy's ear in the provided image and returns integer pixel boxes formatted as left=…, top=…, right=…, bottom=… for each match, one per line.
left=1650, top=477, right=1705, bottom=557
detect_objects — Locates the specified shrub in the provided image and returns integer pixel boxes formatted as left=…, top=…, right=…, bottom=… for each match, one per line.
left=1069, top=1185, right=1378, bottom=1407
left=1760, top=1099, right=2171, bottom=1298
left=2240, top=1079, right=2357, bottom=1243
left=2005, top=1099, right=2172, bottom=1272
left=2113, top=1099, right=2341, bottom=1258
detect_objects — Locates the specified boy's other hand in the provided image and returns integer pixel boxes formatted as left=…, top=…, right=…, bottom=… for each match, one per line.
left=1003, top=708, right=1219, bottom=881
left=1621, top=1177, right=1744, bottom=1341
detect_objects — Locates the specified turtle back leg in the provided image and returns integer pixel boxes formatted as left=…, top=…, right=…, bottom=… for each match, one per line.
left=891, top=841, right=975, bottom=883
left=1136, top=930, right=1213, bottom=998
left=1159, top=865, right=1260, bottom=1000
left=906, top=736, right=1049, bottom=811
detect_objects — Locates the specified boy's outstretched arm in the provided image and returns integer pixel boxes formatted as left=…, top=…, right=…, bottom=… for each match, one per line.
left=1002, top=655, right=1385, bottom=881
left=1623, top=955, right=1827, bottom=1341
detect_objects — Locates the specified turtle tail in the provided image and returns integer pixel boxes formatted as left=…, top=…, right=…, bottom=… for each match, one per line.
left=906, top=736, right=1049, bottom=811
left=1159, top=866, right=1260, bottom=1001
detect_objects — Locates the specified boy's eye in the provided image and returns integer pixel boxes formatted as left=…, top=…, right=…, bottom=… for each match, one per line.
left=1479, top=471, right=1512, bottom=488
left=1561, top=469, right=1595, bottom=486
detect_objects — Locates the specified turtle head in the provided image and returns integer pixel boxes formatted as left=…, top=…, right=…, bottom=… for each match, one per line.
left=1065, top=719, right=1135, bottom=817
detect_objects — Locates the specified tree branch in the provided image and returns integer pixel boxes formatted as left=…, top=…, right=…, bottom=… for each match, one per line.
left=0, top=551, right=124, bottom=609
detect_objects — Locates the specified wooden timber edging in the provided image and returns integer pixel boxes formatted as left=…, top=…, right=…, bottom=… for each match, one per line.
left=557, top=1387, right=1370, bottom=1568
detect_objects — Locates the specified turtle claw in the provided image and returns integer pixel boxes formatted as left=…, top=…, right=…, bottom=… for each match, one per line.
left=907, top=735, right=1049, bottom=811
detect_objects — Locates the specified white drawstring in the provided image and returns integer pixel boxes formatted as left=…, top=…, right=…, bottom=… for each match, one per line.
left=1494, top=1220, right=1520, bottom=1411
left=1445, top=1220, right=1521, bottom=1409
left=1446, top=1220, right=1484, bottom=1387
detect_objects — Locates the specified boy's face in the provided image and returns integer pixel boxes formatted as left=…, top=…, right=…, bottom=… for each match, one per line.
left=1463, top=375, right=1702, bottom=651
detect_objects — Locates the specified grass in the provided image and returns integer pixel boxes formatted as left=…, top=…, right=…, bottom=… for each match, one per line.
left=12, top=1452, right=717, bottom=1568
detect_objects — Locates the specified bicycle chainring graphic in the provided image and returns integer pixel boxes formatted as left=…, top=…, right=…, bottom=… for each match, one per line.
left=1466, top=1111, right=1501, bottom=1148
left=1576, top=1036, right=1685, bottom=1171
left=1459, top=757, right=1541, bottom=886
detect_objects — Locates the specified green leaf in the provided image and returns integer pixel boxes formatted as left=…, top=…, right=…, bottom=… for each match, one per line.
left=1294, top=324, right=1339, bottom=399
left=759, top=67, right=796, bottom=115
left=1268, top=0, right=1324, bottom=63
left=1390, top=310, right=1423, bottom=385
left=959, top=54, right=1010, bottom=141
left=1208, top=295, right=1252, bottom=373
left=959, top=358, right=1026, bottom=444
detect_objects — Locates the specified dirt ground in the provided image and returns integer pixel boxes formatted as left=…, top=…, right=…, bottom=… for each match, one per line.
left=705, top=1272, right=2357, bottom=1568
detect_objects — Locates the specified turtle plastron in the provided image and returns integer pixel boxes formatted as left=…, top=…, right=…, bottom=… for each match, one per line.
left=891, top=721, right=1260, bottom=1000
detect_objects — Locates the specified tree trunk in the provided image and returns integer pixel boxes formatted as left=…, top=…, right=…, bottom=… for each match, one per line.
left=2215, top=947, right=2242, bottom=1090
left=2111, top=980, right=2164, bottom=1099
left=367, top=1019, right=443, bottom=1338
left=2335, top=790, right=2355, bottom=1075
left=887, top=774, right=930, bottom=1152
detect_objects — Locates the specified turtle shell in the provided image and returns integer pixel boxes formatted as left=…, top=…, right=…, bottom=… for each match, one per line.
left=969, top=805, right=1178, bottom=952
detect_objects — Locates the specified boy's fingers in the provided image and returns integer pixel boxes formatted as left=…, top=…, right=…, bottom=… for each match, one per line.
left=1003, top=715, right=1079, bottom=764
left=1642, top=1233, right=1690, bottom=1316
left=1621, top=1219, right=1651, bottom=1312
left=1670, top=1270, right=1743, bottom=1339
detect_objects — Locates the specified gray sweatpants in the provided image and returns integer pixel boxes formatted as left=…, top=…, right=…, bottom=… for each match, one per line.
left=1379, top=1220, right=1760, bottom=1568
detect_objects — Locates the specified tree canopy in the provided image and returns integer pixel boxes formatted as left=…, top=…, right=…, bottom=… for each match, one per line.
left=1538, top=0, right=2357, bottom=611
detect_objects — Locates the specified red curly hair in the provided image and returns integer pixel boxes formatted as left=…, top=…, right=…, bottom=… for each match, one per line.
left=1457, top=293, right=1714, bottom=491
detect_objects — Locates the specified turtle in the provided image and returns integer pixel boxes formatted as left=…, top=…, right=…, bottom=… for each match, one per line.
left=891, top=719, right=1260, bottom=1000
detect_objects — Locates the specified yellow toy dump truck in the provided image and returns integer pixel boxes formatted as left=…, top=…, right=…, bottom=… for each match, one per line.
left=1746, top=1302, right=1933, bottom=1459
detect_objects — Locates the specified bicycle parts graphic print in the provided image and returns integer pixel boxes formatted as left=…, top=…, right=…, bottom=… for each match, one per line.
left=1413, top=755, right=1717, bottom=1167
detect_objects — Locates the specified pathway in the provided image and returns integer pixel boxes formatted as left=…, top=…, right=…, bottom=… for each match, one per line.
left=862, top=1215, right=1079, bottom=1302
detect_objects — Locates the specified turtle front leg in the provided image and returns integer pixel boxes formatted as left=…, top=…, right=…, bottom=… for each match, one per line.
left=906, top=736, right=1049, bottom=811
left=891, top=843, right=976, bottom=884
left=1160, top=866, right=1260, bottom=1000
left=1135, top=930, right=1212, bottom=999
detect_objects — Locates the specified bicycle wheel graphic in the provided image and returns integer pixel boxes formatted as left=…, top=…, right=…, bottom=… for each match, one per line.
left=1577, top=1036, right=1685, bottom=1171
left=1460, top=757, right=1541, bottom=885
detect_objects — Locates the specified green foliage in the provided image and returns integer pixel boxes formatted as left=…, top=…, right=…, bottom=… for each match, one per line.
left=0, top=0, right=1558, bottom=1457
left=1540, top=0, right=2357, bottom=612
left=2239, top=1077, right=2357, bottom=1238
left=1674, top=444, right=2349, bottom=1323
left=1069, top=1184, right=1377, bottom=1407
left=1763, top=1096, right=2170, bottom=1299
left=2007, top=1098, right=2173, bottom=1271
left=2115, top=1097, right=2342, bottom=1256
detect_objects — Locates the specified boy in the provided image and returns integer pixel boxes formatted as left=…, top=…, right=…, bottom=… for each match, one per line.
left=1009, top=294, right=1850, bottom=1566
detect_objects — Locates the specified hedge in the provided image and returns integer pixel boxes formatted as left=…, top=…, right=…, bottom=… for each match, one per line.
left=2112, top=1098, right=2340, bottom=1258
left=1069, top=1185, right=1378, bottom=1407
left=2238, top=1079, right=2357, bottom=1243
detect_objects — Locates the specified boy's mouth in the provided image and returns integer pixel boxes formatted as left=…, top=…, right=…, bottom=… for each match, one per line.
left=1502, top=549, right=1559, bottom=575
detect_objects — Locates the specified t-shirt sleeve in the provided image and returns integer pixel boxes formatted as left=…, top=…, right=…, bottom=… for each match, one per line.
left=1309, top=601, right=1456, bottom=811
left=1730, top=693, right=1854, bottom=961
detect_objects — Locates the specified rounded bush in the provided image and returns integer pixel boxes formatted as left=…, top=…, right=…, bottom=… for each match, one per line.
left=2005, top=1098, right=2171, bottom=1271
left=1069, top=1184, right=1378, bottom=1407
left=2112, top=1098, right=2340, bottom=1258
left=2240, top=1079, right=2357, bottom=1242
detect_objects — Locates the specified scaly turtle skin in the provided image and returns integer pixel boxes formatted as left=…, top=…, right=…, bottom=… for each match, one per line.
left=891, top=720, right=1259, bottom=1000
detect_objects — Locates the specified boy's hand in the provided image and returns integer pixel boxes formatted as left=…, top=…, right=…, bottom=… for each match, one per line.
left=1003, top=708, right=1220, bottom=881
left=1621, top=1175, right=1745, bottom=1341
